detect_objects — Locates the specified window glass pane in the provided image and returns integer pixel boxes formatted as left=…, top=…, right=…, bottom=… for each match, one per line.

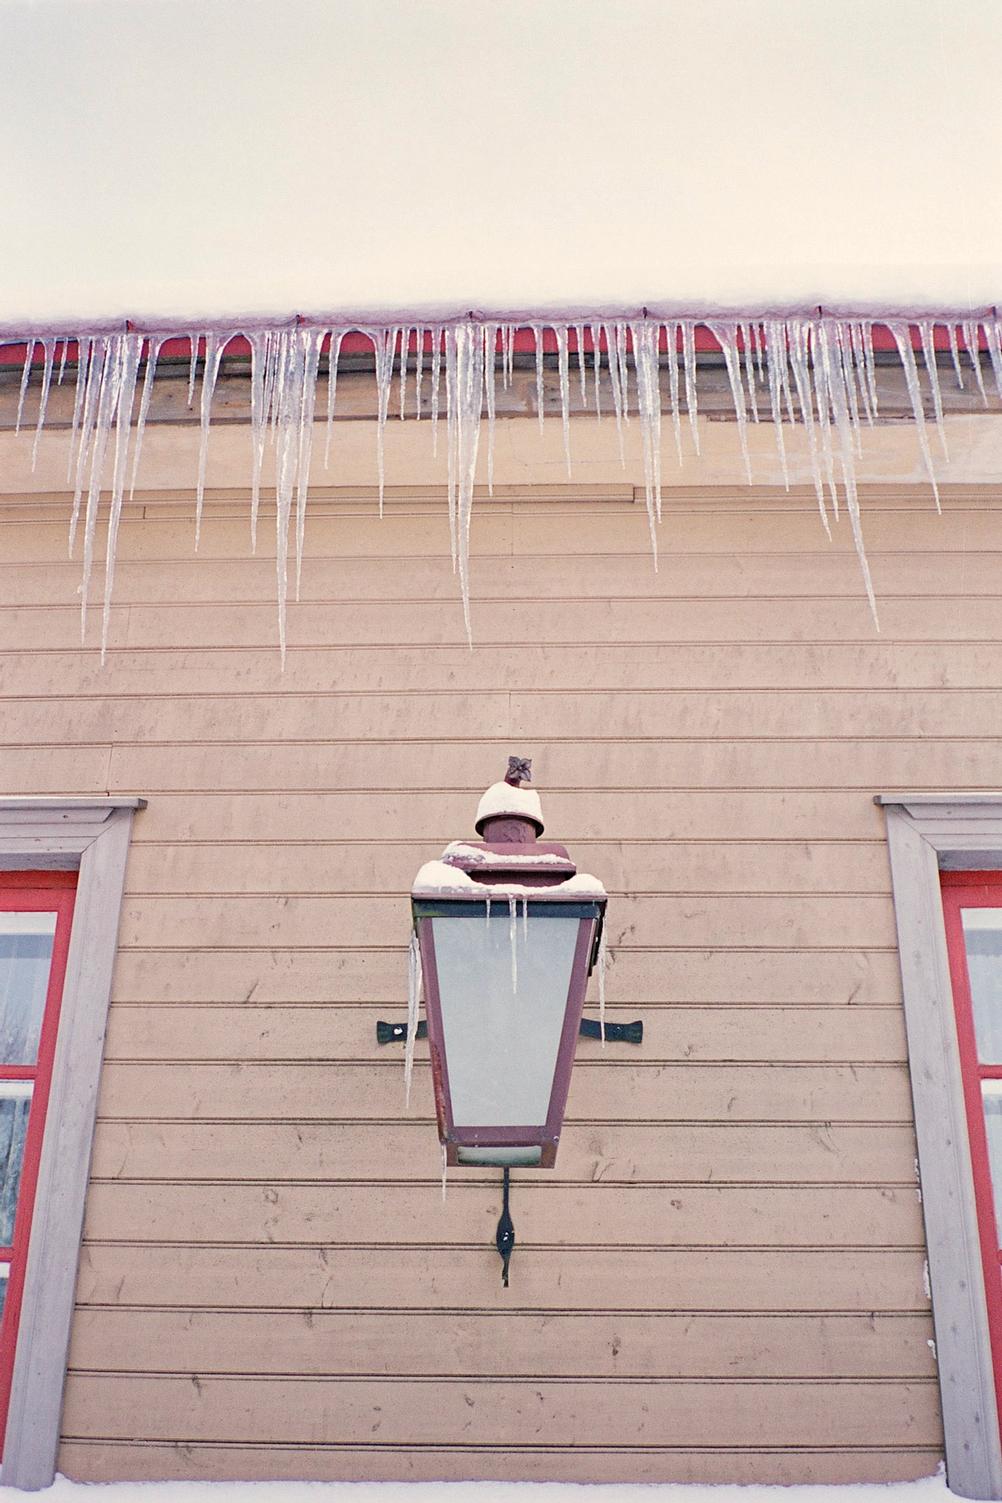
left=0, top=913, right=56, bottom=1065
left=0, top=1084, right=33, bottom=1248
left=961, top=909, right=1002, bottom=1062
left=0, top=1263, right=9, bottom=1326
left=431, top=912, right=579, bottom=1127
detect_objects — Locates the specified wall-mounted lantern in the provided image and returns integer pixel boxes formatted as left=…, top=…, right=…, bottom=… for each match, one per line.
left=380, top=756, right=641, bottom=1284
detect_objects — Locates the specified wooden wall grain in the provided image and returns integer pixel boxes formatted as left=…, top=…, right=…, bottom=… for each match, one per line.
left=1, top=475, right=983, bottom=1484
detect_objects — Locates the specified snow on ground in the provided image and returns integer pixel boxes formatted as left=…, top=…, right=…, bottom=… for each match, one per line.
left=0, top=1474, right=963, bottom=1503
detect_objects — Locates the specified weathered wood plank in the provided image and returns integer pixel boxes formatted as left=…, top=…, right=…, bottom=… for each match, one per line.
left=5, top=643, right=1002, bottom=698
left=112, top=893, right=899, bottom=951
left=74, top=1246, right=926, bottom=1323
left=55, top=1438, right=945, bottom=1486
left=80, top=1181, right=925, bottom=1249
left=67, top=1309, right=936, bottom=1380
left=58, top=1372, right=941, bottom=1448
left=102, top=1002, right=908, bottom=1065
left=8, top=687, right=1002, bottom=745
left=89, top=1120, right=920, bottom=1185
left=95, top=1060, right=914, bottom=1124
left=109, top=945, right=903, bottom=1005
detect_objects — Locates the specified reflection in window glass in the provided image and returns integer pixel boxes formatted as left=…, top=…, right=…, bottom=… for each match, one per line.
left=962, top=909, right=1002, bottom=1062
left=0, top=914, right=56, bottom=1066
left=0, top=1085, right=33, bottom=1248
left=982, top=1083, right=1002, bottom=1243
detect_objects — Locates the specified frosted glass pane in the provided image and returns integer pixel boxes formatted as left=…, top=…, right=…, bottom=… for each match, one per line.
left=962, top=909, right=1002, bottom=1062
left=431, top=912, right=579, bottom=1127
left=0, top=1084, right=32, bottom=1248
left=0, top=913, right=56, bottom=1065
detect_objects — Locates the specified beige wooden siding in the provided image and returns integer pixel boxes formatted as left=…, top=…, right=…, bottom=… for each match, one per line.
left=6, top=476, right=990, bottom=1484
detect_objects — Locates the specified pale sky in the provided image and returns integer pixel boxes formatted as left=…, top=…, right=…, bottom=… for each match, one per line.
left=2, top=0, right=1001, bottom=326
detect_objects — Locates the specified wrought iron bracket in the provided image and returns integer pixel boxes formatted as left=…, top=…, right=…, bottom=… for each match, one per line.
left=496, top=1167, right=514, bottom=1287
left=377, top=1017, right=643, bottom=1045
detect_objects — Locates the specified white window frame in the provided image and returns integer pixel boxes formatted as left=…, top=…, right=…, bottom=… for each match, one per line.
left=880, top=792, right=1002, bottom=1500
left=0, top=797, right=143, bottom=1492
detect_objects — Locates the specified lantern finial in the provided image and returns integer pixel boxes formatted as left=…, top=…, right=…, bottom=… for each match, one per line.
left=505, top=756, right=532, bottom=786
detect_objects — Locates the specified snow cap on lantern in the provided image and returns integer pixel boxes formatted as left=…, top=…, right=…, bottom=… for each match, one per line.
left=475, top=779, right=544, bottom=837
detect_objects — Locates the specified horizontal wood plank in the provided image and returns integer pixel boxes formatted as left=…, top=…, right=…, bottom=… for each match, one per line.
left=81, top=1181, right=925, bottom=1249
left=67, top=1309, right=936, bottom=1380
left=73, top=1245, right=929, bottom=1315
left=89, top=1120, right=920, bottom=1185
left=95, top=1060, right=914, bottom=1124
left=58, top=1373, right=941, bottom=1448
left=102, top=1002, right=908, bottom=1064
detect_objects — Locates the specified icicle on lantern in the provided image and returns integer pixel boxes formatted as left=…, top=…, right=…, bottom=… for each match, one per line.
left=5, top=312, right=1002, bottom=656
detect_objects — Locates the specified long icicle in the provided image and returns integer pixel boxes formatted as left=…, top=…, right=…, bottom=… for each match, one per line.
left=101, top=333, right=142, bottom=662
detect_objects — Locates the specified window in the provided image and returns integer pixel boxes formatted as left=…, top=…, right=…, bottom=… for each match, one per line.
left=0, top=798, right=142, bottom=1491
left=881, top=795, right=1002, bottom=1500
left=0, top=874, right=76, bottom=1448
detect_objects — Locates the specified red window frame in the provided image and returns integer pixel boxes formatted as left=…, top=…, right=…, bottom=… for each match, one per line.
left=0, top=871, right=76, bottom=1449
left=942, top=870, right=1002, bottom=1430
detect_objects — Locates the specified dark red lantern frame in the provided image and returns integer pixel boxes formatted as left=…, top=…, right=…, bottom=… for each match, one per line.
left=412, top=894, right=604, bottom=1168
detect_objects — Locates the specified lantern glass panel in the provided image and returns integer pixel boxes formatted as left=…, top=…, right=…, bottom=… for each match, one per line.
left=430, top=909, right=579, bottom=1127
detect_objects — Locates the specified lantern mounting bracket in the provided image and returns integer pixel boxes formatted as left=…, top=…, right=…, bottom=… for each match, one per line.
left=496, top=1167, right=515, bottom=1287
left=376, top=1017, right=643, bottom=1045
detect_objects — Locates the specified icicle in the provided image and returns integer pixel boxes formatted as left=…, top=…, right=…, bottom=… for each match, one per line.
left=398, top=327, right=409, bottom=420
left=614, top=322, right=631, bottom=422
left=708, top=321, right=752, bottom=484
left=917, top=320, right=948, bottom=460
left=80, top=336, right=127, bottom=641
left=816, top=322, right=878, bottom=628
left=629, top=319, right=662, bottom=562
left=248, top=330, right=271, bottom=552
left=575, top=323, right=587, bottom=405
left=69, top=337, right=104, bottom=557
left=414, top=328, right=424, bottom=420
left=485, top=893, right=492, bottom=926
left=294, top=328, right=323, bottom=599
left=848, top=323, right=875, bottom=426
left=56, top=339, right=68, bottom=386
left=323, top=330, right=343, bottom=470
left=962, top=320, right=987, bottom=403
left=483, top=322, right=497, bottom=496
left=508, top=894, right=518, bottom=994
left=404, top=930, right=422, bottom=1106
left=441, top=1143, right=448, bottom=1203
left=751, top=321, right=765, bottom=386
left=596, top=922, right=607, bottom=1047
left=444, top=329, right=457, bottom=571
left=272, top=330, right=302, bottom=667
left=586, top=323, right=600, bottom=419
left=665, top=321, right=683, bottom=466
left=805, top=322, right=839, bottom=516
left=741, top=322, right=759, bottom=422
left=521, top=895, right=528, bottom=940
left=947, top=323, right=964, bottom=390
left=186, top=335, right=200, bottom=408
left=430, top=328, right=442, bottom=456
left=603, top=322, right=626, bottom=465
left=450, top=322, right=484, bottom=646
left=888, top=321, right=940, bottom=511
left=834, top=321, right=863, bottom=459
left=368, top=325, right=398, bottom=516
left=100, top=333, right=142, bottom=661
left=30, top=339, right=56, bottom=471
left=531, top=323, right=546, bottom=432
left=195, top=332, right=226, bottom=551
left=762, top=321, right=790, bottom=491
left=555, top=323, right=572, bottom=475
left=983, top=317, right=1002, bottom=401
left=129, top=336, right=162, bottom=499
left=860, top=321, right=880, bottom=419
left=14, top=343, right=34, bottom=435
left=785, top=318, right=830, bottom=538
left=681, top=321, right=700, bottom=454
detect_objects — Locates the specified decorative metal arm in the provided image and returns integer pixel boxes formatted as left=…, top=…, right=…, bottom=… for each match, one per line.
left=496, top=1167, right=515, bottom=1287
